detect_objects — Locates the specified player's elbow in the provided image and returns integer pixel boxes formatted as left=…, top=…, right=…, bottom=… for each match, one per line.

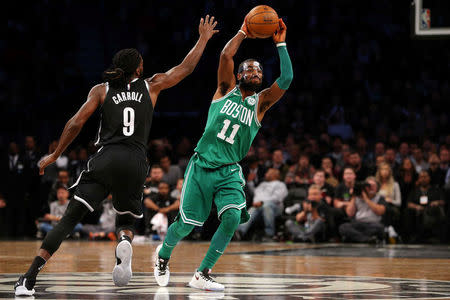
left=69, top=115, right=85, bottom=129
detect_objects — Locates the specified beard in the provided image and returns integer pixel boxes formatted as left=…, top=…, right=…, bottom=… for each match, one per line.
left=239, top=77, right=262, bottom=92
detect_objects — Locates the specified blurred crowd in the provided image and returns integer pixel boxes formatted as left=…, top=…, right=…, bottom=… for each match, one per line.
left=1, top=135, right=449, bottom=244
left=1, top=1, right=449, bottom=243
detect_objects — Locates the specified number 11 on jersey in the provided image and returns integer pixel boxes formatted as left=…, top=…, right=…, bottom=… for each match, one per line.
left=217, top=119, right=240, bottom=144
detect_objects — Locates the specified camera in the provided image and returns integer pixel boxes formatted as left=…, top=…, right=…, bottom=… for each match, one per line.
left=304, top=199, right=319, bottom=208
left=353, top=181, right=370, bottom=196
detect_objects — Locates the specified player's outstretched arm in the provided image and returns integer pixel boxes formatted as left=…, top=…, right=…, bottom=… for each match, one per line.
left=257, top=18, right=293, bottom=122
left=147, top=15, right=218, bottom=106
left=39, top=84, right=104, bottom=175
left=214, top=17, right=254, bottom=99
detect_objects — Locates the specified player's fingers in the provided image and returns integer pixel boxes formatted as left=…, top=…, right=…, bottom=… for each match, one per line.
left=213, top=30, right=219, bottom=34
left=212, top=20, right=218, bottom=28
left=205, top=15, right=210, bottom=24
left=209, top=16, right=214, bottom=24
left=280, top=18, right=287, bottom=29
left=200, top=18, right=204, bottom=26
left=39, top=165, right=44, bottom=175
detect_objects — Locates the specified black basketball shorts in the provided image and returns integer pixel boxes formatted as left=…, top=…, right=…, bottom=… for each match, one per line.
left=69, top=144, right=148, bottom=218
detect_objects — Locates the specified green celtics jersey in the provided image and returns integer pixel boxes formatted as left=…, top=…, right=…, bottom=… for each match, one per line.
left=194, top=86, right=262, bottom=168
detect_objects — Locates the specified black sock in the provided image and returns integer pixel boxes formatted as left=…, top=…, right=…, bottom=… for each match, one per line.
left=24, top=256, right=46, bottom=279
left=118, top=235, right=132, bottom=244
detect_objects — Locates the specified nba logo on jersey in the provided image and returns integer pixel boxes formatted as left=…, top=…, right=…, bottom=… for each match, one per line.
left=247, top=97, right=256, bottom=106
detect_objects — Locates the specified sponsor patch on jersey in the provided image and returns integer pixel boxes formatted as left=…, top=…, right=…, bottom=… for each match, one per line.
left=247, top=97, right=256, bottom=106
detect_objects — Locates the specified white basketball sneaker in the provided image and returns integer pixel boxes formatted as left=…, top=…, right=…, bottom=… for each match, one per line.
left=188, top=268, right=225, bottom=291
left=14, top=275, right=35, bottom=296
left=154, top=244, right=170, bottom=286
left=112, top=238, right=133, bottom=286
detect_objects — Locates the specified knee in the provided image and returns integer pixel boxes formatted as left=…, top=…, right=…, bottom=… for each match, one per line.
left=262, top=203, right=277, bottom=215
left=221, top=209, right=241, bottom=235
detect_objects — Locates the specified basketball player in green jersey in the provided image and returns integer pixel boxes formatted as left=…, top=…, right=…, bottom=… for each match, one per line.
left=154, top=17, right=293, bottom=291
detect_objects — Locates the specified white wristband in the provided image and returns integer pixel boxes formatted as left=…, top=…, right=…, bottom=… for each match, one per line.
left=276, top=42, right=287, bottom=47
left=238, top=30, right=247, bottom=38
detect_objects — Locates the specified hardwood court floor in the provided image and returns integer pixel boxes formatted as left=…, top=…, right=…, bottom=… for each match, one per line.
left=1, top=240, right=450, bottom=299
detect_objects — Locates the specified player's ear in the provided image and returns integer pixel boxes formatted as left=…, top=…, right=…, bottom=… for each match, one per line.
left=237, top=73, right=242, bottom=80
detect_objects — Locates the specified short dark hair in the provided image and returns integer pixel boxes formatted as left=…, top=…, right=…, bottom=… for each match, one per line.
left=102, top=48, right=142, bottom=88
left=151, top=164, right=163, bottom=170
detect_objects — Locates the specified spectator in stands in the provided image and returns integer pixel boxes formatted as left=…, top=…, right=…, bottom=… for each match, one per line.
left=333, top=167, right=356, bottom=214
left=170, top=178, right=183, bottom=200
left=48, top=170, right=71, bottom=203
left=395, top=142, right=411, bottom=166
left=144, top=165, right=164, bottom=195
left=3, top=142, right=26, bottom=237
left=439, top=147, right=449, bottom=174
left=348, top=151, right=370, bottom=180
left=329, top=166, right=357, bottom=240
left=286, top=154, right=315, bottom=186
left=268, top=149, right=289, bottom=181
left=37, top=186, right=82, bottom=237
left=81, top=195, right=116, bottom=241
left=428, top=154, right=446, bottom=187
left=39, top=141, right=66, bottom=190
left=22, top=136, right=42, bottom=236
left=160, top=155, right=182, bottom=188
left=329, top=137, right=343, bottom=167
left=237, top=168, right=288, bottom=241
left=285, top=185, right=326, bottom=242
left=356, top=137, right=371, bottom=166
left=339, top=176, right=386, bottom=243
left=321, top=157, right=339, bottom=187
left=312, top=169, right=334, bottom=207
left=242, top=155, right=266, bottom=202
left=411, top=148, right=429, bottom=174
left=396, top=157, right=418, bottom=211
left=256, top=146, right=271, bottom=168
left=385, top=148, right=400, bottom=175
left=405, top=171, right=446, bottom=243
left=376, top=162, right=401, bottom=242
left=69, top=147, right=88, bottom=180
left=144, top=181, right=179, bottom=237
left=370, top=141, right=386, bottom=164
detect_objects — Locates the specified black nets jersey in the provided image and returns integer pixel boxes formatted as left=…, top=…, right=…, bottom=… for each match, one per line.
left=95, top=78, right=153, bottom=152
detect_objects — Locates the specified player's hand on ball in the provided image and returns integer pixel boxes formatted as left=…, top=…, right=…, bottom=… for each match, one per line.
left=272, top=18, right=286, bottom=43
left=199, top=15, right=219, bottom=40
left=240, top=15, right=255, bottom=39
left=39, top=153, right=58, bottom=175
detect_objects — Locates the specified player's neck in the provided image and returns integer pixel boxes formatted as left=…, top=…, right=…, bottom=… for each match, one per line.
left=239, top=87, right=255, bottom=100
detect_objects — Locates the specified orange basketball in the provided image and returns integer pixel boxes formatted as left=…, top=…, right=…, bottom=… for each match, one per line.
left=246, top=5, right=279, bottom=39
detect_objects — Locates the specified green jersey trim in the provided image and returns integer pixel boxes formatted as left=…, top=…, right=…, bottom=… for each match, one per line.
left=211, top=87, right=238, bottom=104
left=253, top=93, right=262, bottom=127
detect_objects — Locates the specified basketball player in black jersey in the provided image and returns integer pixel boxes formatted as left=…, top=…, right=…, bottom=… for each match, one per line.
left=14, top=16, right=219, bottom=296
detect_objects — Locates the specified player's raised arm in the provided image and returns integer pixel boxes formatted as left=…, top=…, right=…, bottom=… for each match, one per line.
left=214, top=18, right=255, bottom=100
left=147, top=15, right=218, bottom=106
left=257, top=18, right=293, bottom=121
left=39, top=84, right=105, bottom=175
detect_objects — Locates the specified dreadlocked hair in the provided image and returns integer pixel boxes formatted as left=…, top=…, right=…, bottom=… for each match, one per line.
left=102, top=48, right=142, bottom=88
